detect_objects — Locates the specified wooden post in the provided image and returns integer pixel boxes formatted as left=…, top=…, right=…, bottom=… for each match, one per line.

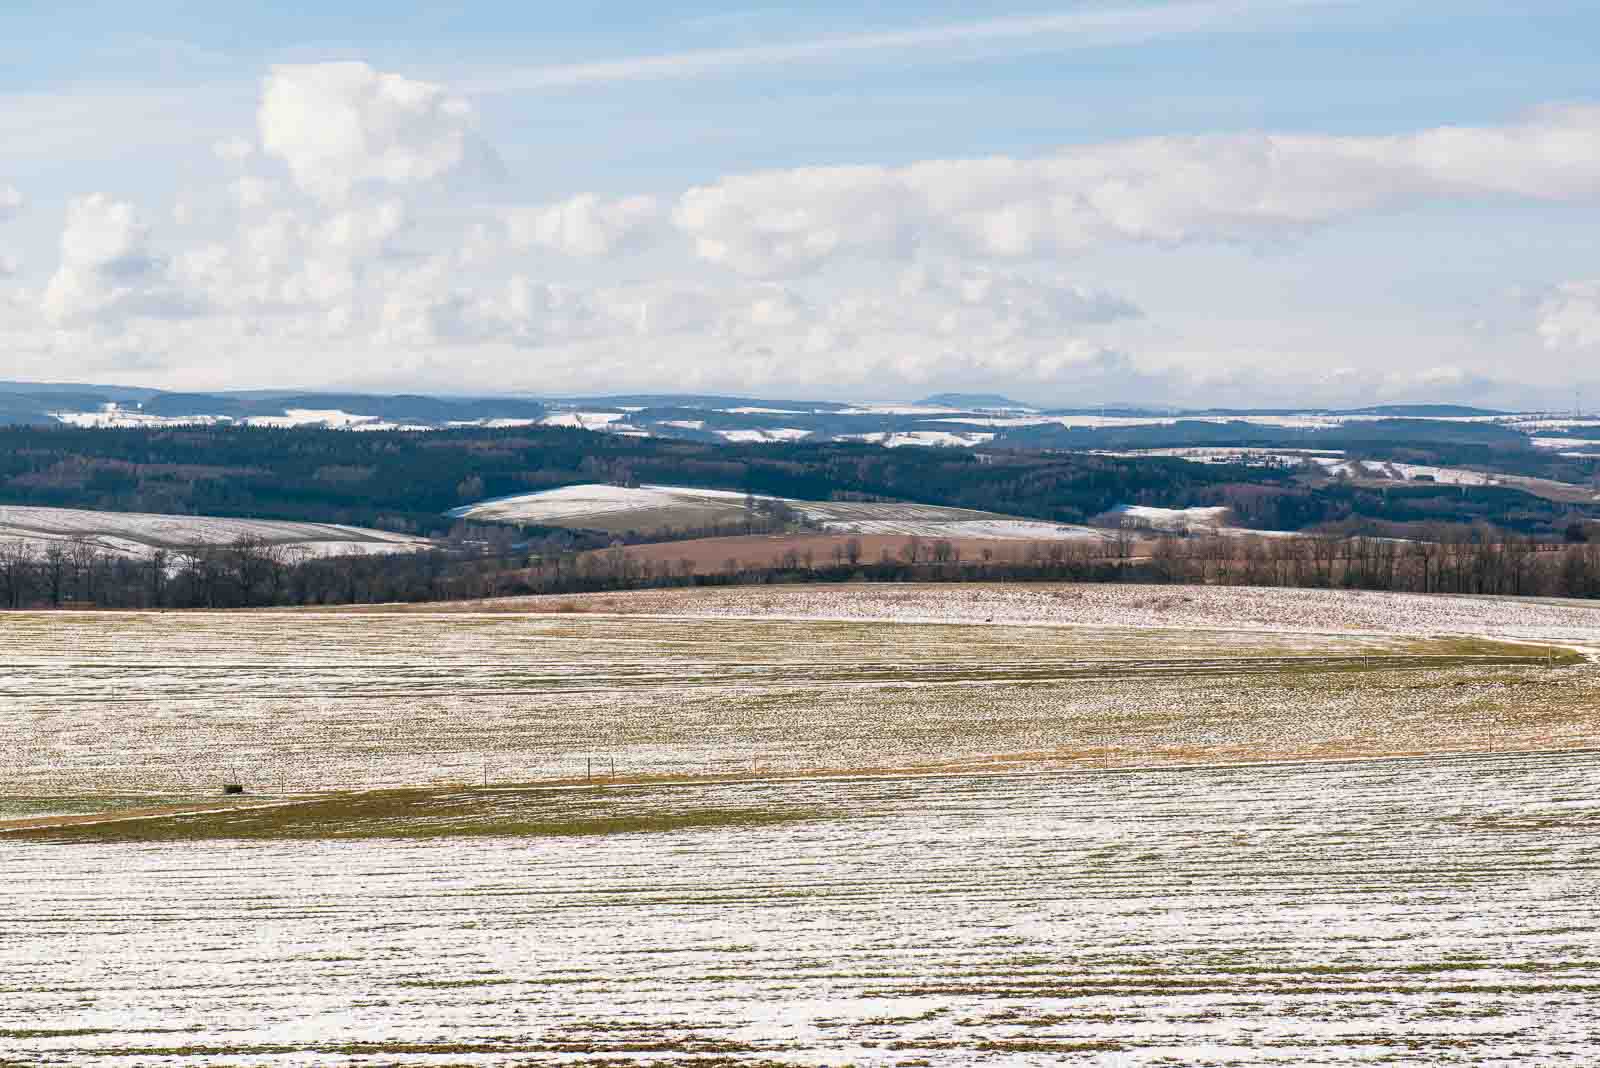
left=587, top=757, right=592, bottom=783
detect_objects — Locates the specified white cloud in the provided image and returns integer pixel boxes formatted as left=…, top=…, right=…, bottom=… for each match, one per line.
left=230, top=175, right=279, bottom=212
left=505, top=193, right=659, bottom=257
left=43, top=194, right=199, bottom=325
left=1537, top=281, right=1600, bottom=351
left=11, top=55, right=1598, bottom=406
left=0, top=184, right=22, bottom=221
left=898, top=264, right=1139, bottom=330
left=0, top=185, right=20, bottom=278
left=1529, top=279, right=1600, bottom=350
left=674, top=104, right=1600, bottom=276
left=213, top=136, right=256, bottom=164
left=259, top=61, right=496, bottom=202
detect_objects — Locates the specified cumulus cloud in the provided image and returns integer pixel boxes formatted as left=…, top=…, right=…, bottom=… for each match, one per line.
left=16, top=59, right=1600, bottom=404
left=505, top=193, right=660, bottom=257
left=43, top=194, right=199, bottom=325
left=674, top=104, right=1600, bottom=276
left=259, top=61, right=497, bottom=201
left=1537, top=281, right=1600, bottom=350
left=898, top=264, right=1139, bottom=329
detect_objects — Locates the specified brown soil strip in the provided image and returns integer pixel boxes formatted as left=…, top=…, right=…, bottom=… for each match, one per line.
left=0, top=799, right=303, bottom=834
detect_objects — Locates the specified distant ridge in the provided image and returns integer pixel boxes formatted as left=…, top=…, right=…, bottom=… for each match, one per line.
left=1338, top=404, right=1507, bottom=417
left=917, top=392, right=1031, bottom=409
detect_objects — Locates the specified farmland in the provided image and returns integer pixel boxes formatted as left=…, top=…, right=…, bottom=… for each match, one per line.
left=0, top=504, right=432, bottom=561
left=6, top=754, right=1599, bottom=1064
left=451, top=482, right=1111, bottom=539
left=4, top=583, right=1600, bottom=1065
left=567, top=531, right=1150, bottom=575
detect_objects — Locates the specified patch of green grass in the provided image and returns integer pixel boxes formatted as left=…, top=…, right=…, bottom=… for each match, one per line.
left=11, top=787, right=832, bottom=843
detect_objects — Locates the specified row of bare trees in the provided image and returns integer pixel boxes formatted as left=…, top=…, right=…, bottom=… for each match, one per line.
left=8, top=527, right=1600, bottom=609
left=1143, top=531, right=1600, bottom=597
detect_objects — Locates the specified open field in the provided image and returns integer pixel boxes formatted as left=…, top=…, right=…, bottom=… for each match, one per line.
left=451, top=482, right=1108, bottom=539
left=569, top=532, right=1155, bottom=574
left=0, top=504, right=432, bottom=561
left=5, top=583, right=1599, bottom=1065
left=5, top=752, right=1599, bottom=1064
left=2, top=596, right=1595, bottom=795
left=380, top=580, right=1600, bottom=646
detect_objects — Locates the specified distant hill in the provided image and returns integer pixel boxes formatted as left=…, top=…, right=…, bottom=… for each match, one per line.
left=548, top=393, right=849, bottom=412
left=1339, top=404, right=1508, bottom=417
left=917, top=393, right=1031, bottom=409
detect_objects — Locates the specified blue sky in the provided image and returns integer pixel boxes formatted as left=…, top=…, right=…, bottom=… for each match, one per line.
left=1, top=1, right=1597, bottom=405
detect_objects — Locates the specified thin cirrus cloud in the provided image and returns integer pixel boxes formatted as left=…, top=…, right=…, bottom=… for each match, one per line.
left=467, top=0, right=1347, bottom=92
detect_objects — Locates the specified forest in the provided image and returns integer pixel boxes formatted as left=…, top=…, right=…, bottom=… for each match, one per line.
left=3, top=423, right=1596, bottom=541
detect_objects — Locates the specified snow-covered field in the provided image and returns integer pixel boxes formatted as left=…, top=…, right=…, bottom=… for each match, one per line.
left=1098, top=446, right=1344, bottom=465
left=0, top=505, right=431, bottom=561
left=3, top=590, right=1594, bottom=796
left=4, top=584, right=1599, bottom=1065
left=796, top=500, right=1103, bottom=539
left=842, top=429, right=998, bottom=447
left=478, top=581, right=1600, bottom=648
left=1107, top=503, right=1234, bottom=532
left=450, top=483, right=756, bottom=529
left=5, top=751, right=1597, bottom=1065
left=452, top=483, right=1106, bottom=539
left=714, top=427, right=813, bottom=443
left=538, top=410, right=628, bottom=429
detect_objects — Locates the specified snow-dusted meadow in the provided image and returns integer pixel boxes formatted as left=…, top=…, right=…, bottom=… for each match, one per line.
left=4, top=584, right=1599, bottom=1066
left=0, top=505, right=432, bottom=561
left=4, top=588, right=1597, bottom=796
left=5, top=752, right=1598, bottom=1065
left=518, top=581, right=1600, bottom=646
left=451, top=482, right=1106, bottom=539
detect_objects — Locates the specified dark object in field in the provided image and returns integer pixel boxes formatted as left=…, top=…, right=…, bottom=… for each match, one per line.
left=222, top=784, right=245, bottom=795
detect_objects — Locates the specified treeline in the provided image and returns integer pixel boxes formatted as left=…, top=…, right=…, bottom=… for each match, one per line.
left=543, top=530, right=1600, bottom=600
left=10, top=524, right=1600, bottom=610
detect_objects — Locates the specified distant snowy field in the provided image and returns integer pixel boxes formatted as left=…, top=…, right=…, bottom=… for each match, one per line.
left=0, top=505, right=432, bottom=560
left=452, top=483, right=1107, bottom=539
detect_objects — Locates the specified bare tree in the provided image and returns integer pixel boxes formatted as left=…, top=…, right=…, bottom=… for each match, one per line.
left=0, top=540, right=34, bottom=608
left=42, top=544, right=68, bottom=607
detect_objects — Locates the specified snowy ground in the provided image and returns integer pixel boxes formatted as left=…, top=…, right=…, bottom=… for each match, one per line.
left=4, top=752, right=1597, bottom=1065
left=3, top=593, right=1593, bottom=795
left=714, top=427, right=814, bottom=443
left=0, top=505, right=432, bottom=561
left=452, top=483, right=1106, bottom=539
left=841, top=429, right=997, bottom=447
left=479, top=581, right=1600, bottom=647
left=4, top=585, right=1599, bottom=1065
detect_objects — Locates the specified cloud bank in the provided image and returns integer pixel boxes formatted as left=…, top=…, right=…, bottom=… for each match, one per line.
left=3, top=60, right=1599, bottom=405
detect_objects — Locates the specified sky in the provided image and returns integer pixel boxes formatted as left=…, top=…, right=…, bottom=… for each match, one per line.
left=1, top=1, right=1598, bottom=408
